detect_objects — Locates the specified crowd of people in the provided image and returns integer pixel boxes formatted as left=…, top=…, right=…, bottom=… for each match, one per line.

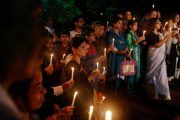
left=0, top=0, right=180, bottom=120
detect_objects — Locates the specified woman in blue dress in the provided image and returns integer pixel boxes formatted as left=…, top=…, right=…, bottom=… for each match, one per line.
left=105, top=17, right=128, bottom=94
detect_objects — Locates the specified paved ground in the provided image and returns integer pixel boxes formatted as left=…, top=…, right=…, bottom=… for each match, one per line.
left=103, top=79, right=180, bottom=120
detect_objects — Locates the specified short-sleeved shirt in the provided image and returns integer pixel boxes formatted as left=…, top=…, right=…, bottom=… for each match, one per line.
left=146, top=32, right=160, bottom=46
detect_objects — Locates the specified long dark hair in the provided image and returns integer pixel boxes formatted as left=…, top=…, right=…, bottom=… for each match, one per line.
left=125, top=20, right=138, bottom=34
left=67, top=37, right=87, bottom=54
left=112, top=16, right=123, bottom=26
left=149, top=18, right=161, bottom=31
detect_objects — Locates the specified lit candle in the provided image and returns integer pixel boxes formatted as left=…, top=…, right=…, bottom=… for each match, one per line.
left=88, top=106, right=94, bottom=120
left=102, top=96, right=106, bottom=102
left=71, top=67, right=74, bottom=80
left=97, top=62, right=99, bottom=69
left=112, top=38, right=115, bottom=46
left=103, top=67, right=106, bottom=75
left=107, top=21, right=109, bottom=28
left=129, top=49, right=133, bottom=55
left=105, top=110, right=112, bottom=120
left=71, top=91, right=78, bottom=106
left=104, top=48, right=107, bottom=56
left=50, top=54, right=54, bottom=65
left=133, top=17, right=136, bottom=20
left=152, top=4, right=155, bottom=9
left=170, top=27, right=172, bottom=33
left=62, top=54, right=66, bottom=60
left=143, top=30, right=146, bottom=37
left=164, top=22, right=168, bottom=28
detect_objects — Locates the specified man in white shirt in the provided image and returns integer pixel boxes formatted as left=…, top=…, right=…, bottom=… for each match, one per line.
left=70, top=15, right=85, bottom=39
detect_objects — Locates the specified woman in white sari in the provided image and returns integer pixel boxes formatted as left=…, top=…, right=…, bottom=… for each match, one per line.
left=145, top=18, right=174, bottom=100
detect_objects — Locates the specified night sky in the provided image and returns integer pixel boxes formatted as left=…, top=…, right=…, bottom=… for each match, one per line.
left=75, top=0, right=180, bottom=19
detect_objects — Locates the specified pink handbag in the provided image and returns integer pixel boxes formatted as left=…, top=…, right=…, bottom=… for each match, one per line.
left=120, top=58, right=137, bottom=76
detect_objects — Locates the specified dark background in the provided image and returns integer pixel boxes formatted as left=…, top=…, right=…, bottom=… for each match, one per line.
left=75, top=0, right=180, bottom=19
left=42, top=0, right=179, bottom=30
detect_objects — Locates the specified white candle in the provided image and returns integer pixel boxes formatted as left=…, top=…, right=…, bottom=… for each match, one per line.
left=170, top=27, right=172, bottom=33
left=97, top=62, right=99, bottom=69
left=143, top=30, right=146, bottom=37
left=105, top=110, right=112, bottom=120
left=102, top=96, right=106, bottom=102
left=50, top=54, right=54, bottom=65
left=103, top=67, right=106, bottom=75
left=112, top=38, right=115, bottom=46
left=107, top=21, right=109, bottom=28
left=88, top=106, right=94, bottom=120
left=152, top=4, right=155, bottom=9
left=71, top=91, right=78, bottom=106
left=164, top=22, right=168, bottom=28
left=71, top=67, right=74, bottom=80
left=62, top=54, right=66, bottom=60
left=104, top=48, right=107, bottom=56
left=129, top=49, right=133, bottom=55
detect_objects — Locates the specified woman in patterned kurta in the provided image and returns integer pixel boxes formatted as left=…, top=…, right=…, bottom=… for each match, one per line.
left=105, top=17, right=128, bottom=94
left=125, top=20, right=145, bottom=94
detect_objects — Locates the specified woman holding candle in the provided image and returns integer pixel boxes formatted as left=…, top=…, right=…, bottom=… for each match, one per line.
left=125, top=20, right=145, bottom=94
left=61, top=37, right=101, bottom=119
left=164, top=20, right=180, bottom=81
left=105, top=16, right=128, bottom=94
left=82, top=27, right=106, bottom=73
left=145, top=18, right=174, bottom=100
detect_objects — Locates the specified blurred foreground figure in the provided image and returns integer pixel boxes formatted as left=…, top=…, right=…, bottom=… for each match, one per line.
left=0, top=0, right=43, bottom=119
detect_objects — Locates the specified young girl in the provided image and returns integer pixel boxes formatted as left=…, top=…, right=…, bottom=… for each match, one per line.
left=125, top=20, right=145, bottom=94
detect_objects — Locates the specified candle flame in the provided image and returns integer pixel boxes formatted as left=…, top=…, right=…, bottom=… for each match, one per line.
left=90, top=106, right=94, bottom=110
left=152, top=4, right=155, bottom=8
left=105, top=110, right=112, bottom=120
left=165, top=22, right=168, bottom=26
left=102, top=96, right=106, bottom=101
left=71, top=67, right=74, bottom=71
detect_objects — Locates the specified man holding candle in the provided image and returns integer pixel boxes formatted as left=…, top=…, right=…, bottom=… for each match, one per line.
left=54, top=30, right=70, bottom=63
left=93, top=21, right=107, bottom=57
